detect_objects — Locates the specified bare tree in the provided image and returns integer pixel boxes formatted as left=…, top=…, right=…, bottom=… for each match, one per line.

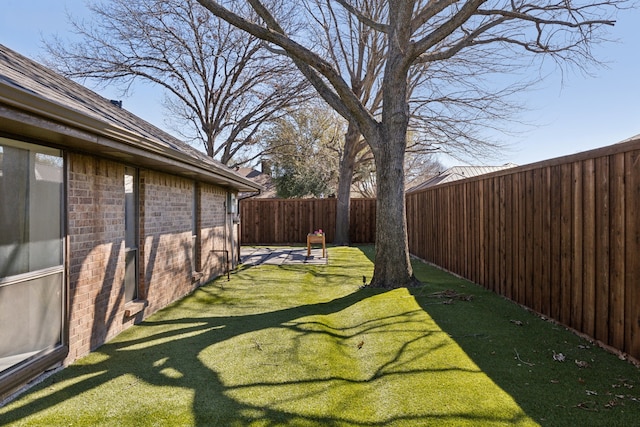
left=44, top=0, right=309, bottom=165
left=196, top=0, right=621, bottom=288
left=303, top=0, right=524, bottom=245
left=304, top=0, right=385, bottom=245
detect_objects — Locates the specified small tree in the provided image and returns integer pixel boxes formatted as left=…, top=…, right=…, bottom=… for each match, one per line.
left=45, top=0, right=309, bottom=165
left=261, top=105, right=343, bottom=198
left=198, top=0, right=621, bottom=288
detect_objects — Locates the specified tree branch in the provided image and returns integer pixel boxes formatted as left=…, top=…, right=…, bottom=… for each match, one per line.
left=332, top=0, right=389, bottom=33
left=196, top=0, right=380, bottom=143
left=410, top=0, right=489, bottom=59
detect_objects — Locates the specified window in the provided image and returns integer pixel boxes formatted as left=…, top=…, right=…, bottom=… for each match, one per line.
left=124, top=167, right=138, bottom=302
left=0, top=143, right=63, bottom=277
left=192, top=183, right=198, bottom=273
left=0, top=138, right=64, bottom=376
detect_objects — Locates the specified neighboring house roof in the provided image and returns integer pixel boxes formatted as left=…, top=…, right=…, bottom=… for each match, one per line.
left=618, top=133, right=640, bottom=143
left=235, top=167, right=277, bottom=198
left=0, top=44, right=261, bottom=193
left=408, top=163, right=518, bottom=192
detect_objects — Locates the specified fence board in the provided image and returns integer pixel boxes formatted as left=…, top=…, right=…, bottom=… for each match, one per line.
left=498, top=177, right=507, bottom=296
left=559, top=163, right=573, bottom=326
left=595, top=156, right=610, bottom=344
left=516, top=172, right=526, bottom=305
left=582, top=159, right=596, bottom=338
left=609, top=153, right=625, bottom=350
left=524, top=170, right=535, bottom=308
left=504, top=177, right=513, bottom=300
left=468, top=182, right=477, bottom=282
left=550, top=165, right=562, bottom=321
left=625, top=150, right=640, bottom=357
left=571, top=161, right=584, bottom=332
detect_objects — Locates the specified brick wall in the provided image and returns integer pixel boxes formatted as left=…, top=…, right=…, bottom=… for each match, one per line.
left=66, top=154, right=233, bottom=366
left=67, top=154, right=128, bottom=362
left=140, top=170, right=196, bottom=314
left=199, top=183, right=229, bottom=279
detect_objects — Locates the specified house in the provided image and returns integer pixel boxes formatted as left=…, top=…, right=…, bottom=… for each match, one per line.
left=236, top=163, right=276, bottom=199
left=407, top=163, right=518, bottom=192
left=0, top=44, right=261, bottom=399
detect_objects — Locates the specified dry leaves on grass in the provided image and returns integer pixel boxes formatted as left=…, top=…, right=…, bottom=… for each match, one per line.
left=427, top=289, right=473, bottom=304
left=574, top=378, right=639, bottom=412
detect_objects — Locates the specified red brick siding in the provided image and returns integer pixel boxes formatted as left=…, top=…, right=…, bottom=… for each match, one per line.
left=140, top=171, right=196, bottom=315
left=65, top=154, right=232, bottom=367
left=200, top=184, right=229, bottom=279
left=67, top=154, right=128, bottom=362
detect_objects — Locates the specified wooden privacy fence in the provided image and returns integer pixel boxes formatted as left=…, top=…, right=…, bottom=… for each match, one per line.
left=239, top=198, right=376, bottom=244
left=406, top=137, right=640, bottom=361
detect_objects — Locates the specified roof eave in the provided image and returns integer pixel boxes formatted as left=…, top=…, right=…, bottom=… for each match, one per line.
left=0, top=82, right=262, bottom=193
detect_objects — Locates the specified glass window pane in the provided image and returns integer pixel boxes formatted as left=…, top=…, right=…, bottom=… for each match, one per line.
left=0, top=145, right=30, bottom=277
left=0, top=142, right=62, bottom=277
left=0, top=272, right=63, bottom=373
left=124, top=169, right=136, bottom=249
left=30, top=153, right=63, bottom=271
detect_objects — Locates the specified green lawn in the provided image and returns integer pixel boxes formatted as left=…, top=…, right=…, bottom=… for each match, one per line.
left=1, top=246, right=638, bottom=426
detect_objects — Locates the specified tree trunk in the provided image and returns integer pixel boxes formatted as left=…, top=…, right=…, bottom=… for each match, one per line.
left=334, top=121, right=360, bottom=245
left=369, top=130, right=417, bottom=288
left=205, top=131, right=214, bottom=158
left=368, top=6, right=418, bottom=288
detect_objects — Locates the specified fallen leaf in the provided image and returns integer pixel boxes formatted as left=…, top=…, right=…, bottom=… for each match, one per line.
left=553, top=351, right=566, bottom=362
left=576, top=401, right=598, bottom=411
left=586, top=390, right=598, bottom=396
left=575, top=360, right=591, bottom=368
left=510, top=320, right=523, bottom=326
left=604, top=399, right=622, bottom=409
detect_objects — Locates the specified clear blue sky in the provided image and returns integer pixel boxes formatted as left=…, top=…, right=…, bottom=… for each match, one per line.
left=1, top=0, right=639, bottom=167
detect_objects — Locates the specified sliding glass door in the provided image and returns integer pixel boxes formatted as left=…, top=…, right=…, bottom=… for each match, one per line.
left=0, top=138, right=64, bottom=376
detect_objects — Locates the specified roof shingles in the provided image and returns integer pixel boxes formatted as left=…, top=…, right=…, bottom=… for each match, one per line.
left=0, top=44, right=260, bottom=192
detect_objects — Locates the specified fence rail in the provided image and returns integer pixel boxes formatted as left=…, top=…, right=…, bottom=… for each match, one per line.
left=407, top=137, right=640, bottom=361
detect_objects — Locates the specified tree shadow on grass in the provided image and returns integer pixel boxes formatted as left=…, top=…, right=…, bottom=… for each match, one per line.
left=1, top=247, right=542, bottom=426
left=406, top=255, right=640, bottom=426
left=0, top=290, right=368, bottom=425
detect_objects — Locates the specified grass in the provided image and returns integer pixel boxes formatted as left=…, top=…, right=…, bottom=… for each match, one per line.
left=0, top=246, right=638, bottom=426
